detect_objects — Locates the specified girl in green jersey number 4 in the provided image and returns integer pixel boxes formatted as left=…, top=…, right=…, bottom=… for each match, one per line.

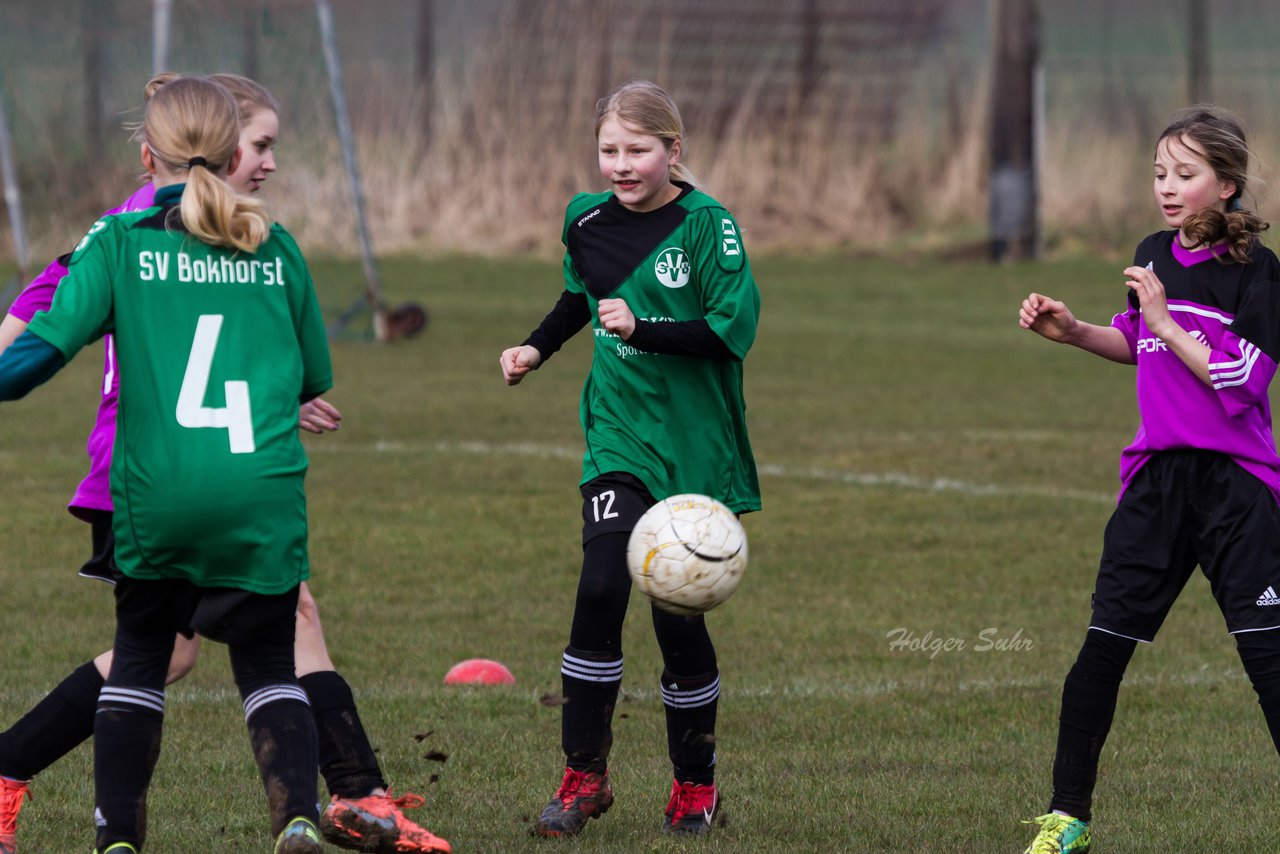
left=0, top=72, right=448, bottom=854
left=500, top=79, right=761, bottom=839
left=0, top=77, right=327, bottom=853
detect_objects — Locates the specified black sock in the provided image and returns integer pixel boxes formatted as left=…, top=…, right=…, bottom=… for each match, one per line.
left=93, top=695, right=165, bottom=850
left=299, top=670, right=386, bottom=798
left=1235, top=630, right=1280, bottom=754
left=661, top=668, right=718, bottom=785
left=560, top=647, right=623, bottom=773
left=1049, top=631, right=1136, bottom=822
left=243, top=685, right=319, bottom=836
left=0, top=661, right=103, bottom=780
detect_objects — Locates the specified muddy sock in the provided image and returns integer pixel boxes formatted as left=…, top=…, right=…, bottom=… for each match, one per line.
left=560, top=647, right=622, bottom=773
left=300, top=670, right=386, bottom=798
left=661, top=668, right=718, bottom=785
left=243, top=684, right=318, bottom=836
left=93, top=690, right=165, bottom=850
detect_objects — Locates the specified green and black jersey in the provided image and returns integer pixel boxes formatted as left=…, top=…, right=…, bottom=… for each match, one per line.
left=528, top=183, right=761, bottom=513
left=27, top=184, right=332, bottom=593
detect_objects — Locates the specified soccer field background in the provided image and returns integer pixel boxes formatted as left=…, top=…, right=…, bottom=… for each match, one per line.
left=0, top=253, right=1275, bottom=852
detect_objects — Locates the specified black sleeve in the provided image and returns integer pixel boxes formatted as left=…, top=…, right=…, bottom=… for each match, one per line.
left=522, top=290, right=591, bottom=362
left=1228, top=278, right=1280, bottom=363
left=627, top=318, right=735, bottom=359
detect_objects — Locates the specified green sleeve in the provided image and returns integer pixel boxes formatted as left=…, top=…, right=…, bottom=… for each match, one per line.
left=26, top=217, right=116, bottom=361
left=297, top=272, right=332, bottom=399
left=276, top=229, right=332, bottom=399
left=689, top=208, right=759, bottom=360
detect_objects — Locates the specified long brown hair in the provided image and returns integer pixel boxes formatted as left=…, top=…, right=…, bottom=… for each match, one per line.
left=1159, top=106, right=1268, bottom=263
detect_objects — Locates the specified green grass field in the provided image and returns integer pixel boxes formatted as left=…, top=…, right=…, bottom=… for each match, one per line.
left=0, top=252, right=1276, bottom=852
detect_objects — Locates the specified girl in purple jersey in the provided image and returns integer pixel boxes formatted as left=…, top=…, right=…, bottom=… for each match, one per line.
left=0, top=74, right=448, bottom=854
left=1017, top=107, right=1280, bottom=854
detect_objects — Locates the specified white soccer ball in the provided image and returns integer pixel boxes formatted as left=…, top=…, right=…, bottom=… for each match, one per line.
left=626, top=494, right=748, bottom=616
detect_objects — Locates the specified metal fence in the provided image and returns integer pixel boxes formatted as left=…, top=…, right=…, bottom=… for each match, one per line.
left=3, top=0, right=1280, bottom=261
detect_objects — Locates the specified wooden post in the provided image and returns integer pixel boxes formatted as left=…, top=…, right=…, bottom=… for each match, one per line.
left=1188, top=0, right=1209, bottom=103
left=989, top=0, right=1040, bottom=262
left=415, top=0, right=434, bottom=147
left=798, top=0, right=819, bottom=109
left=83, top=0, right=112, bottom=158
left=243, top=3, right=261, bottom=84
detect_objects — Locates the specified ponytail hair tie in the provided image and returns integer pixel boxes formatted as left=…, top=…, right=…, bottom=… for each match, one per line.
left=1228, top=196, right=1245, bottom=213
left=186, top=156, right=208, bottom=169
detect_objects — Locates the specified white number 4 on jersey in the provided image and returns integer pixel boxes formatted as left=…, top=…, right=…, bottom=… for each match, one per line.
left=176, top=314, right=256, bottom=454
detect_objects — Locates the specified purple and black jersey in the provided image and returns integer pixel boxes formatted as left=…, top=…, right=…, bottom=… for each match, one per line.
left=6, top=182, right=156, bottom=519
left=1113, top=230, right=1280, bottom=501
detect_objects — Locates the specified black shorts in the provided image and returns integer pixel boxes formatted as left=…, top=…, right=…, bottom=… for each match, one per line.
left=114, top=575, right=300, bottom=646
left=80, top=510, right=124, bottom=585
left=1091, top=450, right=1280, bottom=640
left=580, top=471, right=656, bottom=545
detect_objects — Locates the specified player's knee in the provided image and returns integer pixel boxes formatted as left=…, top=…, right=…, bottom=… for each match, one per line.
left=1071, top=630, right=1136, bottom=683
left=164, top=635, right=202, bottom=685
left=1238, top=630, right=1280, bottom=695
left=296, top=583, right=321, bottom=628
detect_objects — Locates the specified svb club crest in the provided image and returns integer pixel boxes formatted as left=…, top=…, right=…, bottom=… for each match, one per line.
left=655, top=248, right=691, bottom=288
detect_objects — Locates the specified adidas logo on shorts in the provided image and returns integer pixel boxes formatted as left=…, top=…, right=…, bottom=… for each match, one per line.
left=1258, top=586, right=1280, bottom=606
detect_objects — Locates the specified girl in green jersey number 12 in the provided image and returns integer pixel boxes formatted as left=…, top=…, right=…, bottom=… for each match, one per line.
left=0, top=76, right=327, bottom=853
left=500, top=79, right=761, bottom=839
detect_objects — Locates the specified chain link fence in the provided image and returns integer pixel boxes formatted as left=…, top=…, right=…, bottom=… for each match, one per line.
left=2, top=0, right=1280, bottom=262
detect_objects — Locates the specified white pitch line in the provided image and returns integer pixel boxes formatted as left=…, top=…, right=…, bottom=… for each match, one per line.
left=310, top=439, right=1116, bottom=505
left=0, top=667, right=1246, bottom=709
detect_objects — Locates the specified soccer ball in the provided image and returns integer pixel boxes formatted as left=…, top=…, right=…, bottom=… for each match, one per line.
left=626, top=494, right=748, bottom=616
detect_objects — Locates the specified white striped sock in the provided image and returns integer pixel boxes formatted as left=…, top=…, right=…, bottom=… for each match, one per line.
left=561, top=652, right=623, bottom=684
left=242, top=684, right=310, bottom=721
left=97, top=686, right=165, bottom=714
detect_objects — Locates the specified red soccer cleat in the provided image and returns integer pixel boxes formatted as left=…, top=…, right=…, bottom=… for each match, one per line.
left=662, top=779, right=719, bottom=835
left=0, top=776, right=30, bottom=854
left=319, top=790, right=450, bottom=853
left=532, top=768, right=614, bottom=837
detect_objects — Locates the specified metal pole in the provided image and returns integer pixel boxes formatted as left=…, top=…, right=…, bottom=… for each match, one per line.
left=0, top=66, right=30, bottom=285
left=152, top=0, right=172, bottom=76
left=315, top=0, right=387, bottom=341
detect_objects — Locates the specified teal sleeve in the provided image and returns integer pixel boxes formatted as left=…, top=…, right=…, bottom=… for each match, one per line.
left=0, top=330, right=66, bottom=400
left=25, top=217, right=116, bottom=361
left=690, top=208, right=760, bottom=360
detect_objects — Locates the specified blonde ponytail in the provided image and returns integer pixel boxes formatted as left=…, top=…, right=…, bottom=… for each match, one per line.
left=142, top=76, right=271, bottom=253
left=180, top=162, right=271, bottom=253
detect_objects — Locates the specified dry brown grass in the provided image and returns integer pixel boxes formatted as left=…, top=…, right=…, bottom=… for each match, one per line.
left=8, top=1, right=1280, bottom=265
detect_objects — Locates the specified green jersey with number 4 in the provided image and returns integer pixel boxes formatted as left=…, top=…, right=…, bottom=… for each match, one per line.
left=562, top=184, right=761, bottom=512
left=27, top=187, right=332, bottom=594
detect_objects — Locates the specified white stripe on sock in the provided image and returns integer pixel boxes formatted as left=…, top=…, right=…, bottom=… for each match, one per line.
left=243, top=684, right=309, bottom=721
left=97, top=686, right=165, bottom=714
